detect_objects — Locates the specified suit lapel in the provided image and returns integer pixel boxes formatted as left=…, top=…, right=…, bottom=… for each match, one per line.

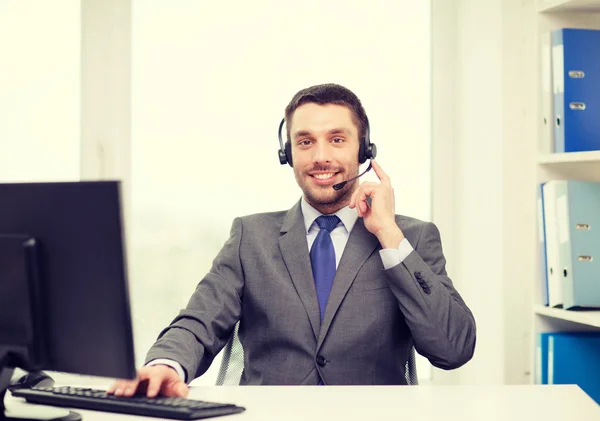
left=317, top=218, right=379, bottom=349
left=279, top=201, right=321, bottom=339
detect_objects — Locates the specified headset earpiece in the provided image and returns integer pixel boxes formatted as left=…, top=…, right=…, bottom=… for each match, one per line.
left=284, top=141, right=293, bottom=167
left=364, top=142, right=377, bottom=161
left=359, top=116, right=377, bottom=163
left=358, top=139, right=366, bottom=164
left=278, top=148, right=288, bottom=165
left=277, top=118, right=293, bottom=167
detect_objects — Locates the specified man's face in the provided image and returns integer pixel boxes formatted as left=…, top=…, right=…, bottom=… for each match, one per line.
left=289, top=103, right=360, bottom=211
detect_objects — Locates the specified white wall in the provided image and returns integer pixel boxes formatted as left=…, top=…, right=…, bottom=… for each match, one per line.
left=500, top=0, right=537, bottom=386
left=431, top=0, right=536, bottom=385
left=130, top=0, right=433, bottom=384
left=0, top=1, right=80, bottom=182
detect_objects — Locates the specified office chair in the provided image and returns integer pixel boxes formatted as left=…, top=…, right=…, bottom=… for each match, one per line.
left=215, top=322, right=244, bottom=385
left=215, top=322, right=419, bottom=386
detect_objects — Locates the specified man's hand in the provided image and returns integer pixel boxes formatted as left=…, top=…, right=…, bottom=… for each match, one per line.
left=349, top=160, right=405, bottom=249
left=107, top=364, right=189, bottom=398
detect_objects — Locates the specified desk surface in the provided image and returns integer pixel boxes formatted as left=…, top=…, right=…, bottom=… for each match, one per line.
left=6, top=384, right=600, bottom=421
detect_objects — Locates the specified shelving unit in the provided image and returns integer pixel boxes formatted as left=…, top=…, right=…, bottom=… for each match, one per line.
left=532, top=0, right=600, bottom=381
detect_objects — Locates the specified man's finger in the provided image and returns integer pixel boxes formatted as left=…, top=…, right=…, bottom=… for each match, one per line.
left=357, top=183, right=378, bottom=198
left=146, top=374, right=162, bottom=398
left=356, top=190, right=370, bottom=217
left=113, top=380, right=137, bottom=396
left=106, top=381, right=119, bottom=394
left=107, top=380, right=125, bottom=394
left=124, top=380, right=142, bottom=397
left=356, top=193, right=364, bottom=217
left=165, top=381, right=189, bottom=398
left=349, top=186, right=359, bottom=209
left=371, top=160, right=390, bottom=185
left=353, top=186, right=368, bottom=216
left=351, top=182, right=378, bottom=212
left=177, top=383, right=190, bottom=398
left=359, top=197, right=369, bottom=215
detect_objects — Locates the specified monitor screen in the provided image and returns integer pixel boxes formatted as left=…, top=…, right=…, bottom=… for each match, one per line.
left=0, top=181, right=136, bottom=380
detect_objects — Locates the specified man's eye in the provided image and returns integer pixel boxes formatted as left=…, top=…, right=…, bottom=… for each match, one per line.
left=332, top=137, right=344, bottom=143
left=298, top=140, right=312, bottom=146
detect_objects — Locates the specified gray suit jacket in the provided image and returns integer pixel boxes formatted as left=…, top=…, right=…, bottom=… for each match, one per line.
left=145, top=200, right=476, bottom=385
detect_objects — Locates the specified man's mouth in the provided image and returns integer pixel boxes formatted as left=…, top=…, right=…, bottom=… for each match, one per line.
left=312, top=173, right=337, bottom=180
left=309, top=171, right=340, bottom=185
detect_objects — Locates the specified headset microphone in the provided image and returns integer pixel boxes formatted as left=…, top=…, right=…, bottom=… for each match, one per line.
left=332, top=161, right=373, bottom=191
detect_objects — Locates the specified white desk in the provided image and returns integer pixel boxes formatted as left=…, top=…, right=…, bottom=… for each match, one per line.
left=6, top=384, right=600, bottom=421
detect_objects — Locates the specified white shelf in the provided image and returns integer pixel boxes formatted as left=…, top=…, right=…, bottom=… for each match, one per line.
left=538, top=150, right=600, bottom=164
left=538, top=151, right=600, bottom=165
left=537, top=151, right=600, bottom=181
left=534, top=305, right=600, bottom=328
left=538, top=0, right=600, bottom=12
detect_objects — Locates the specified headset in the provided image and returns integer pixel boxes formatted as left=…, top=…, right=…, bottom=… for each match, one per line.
left=277, top=116, right=377, bottom=167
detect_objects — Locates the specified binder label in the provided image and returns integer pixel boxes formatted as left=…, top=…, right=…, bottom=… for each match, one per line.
left=569, top=102, right=586, bottom=110
left=568, top=70, right=585, bottom=78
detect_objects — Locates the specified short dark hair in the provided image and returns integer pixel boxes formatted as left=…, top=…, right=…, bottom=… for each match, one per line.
left=284, top=83, right=368, bottom=142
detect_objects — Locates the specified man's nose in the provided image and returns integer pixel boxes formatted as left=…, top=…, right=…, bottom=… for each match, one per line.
left=312, top=141, right=332, bottom=164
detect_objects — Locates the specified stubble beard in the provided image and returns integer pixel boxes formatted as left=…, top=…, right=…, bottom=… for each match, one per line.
left=304, top=185, right=349, bottom=207
left=296, top=167, right=359, bottom=214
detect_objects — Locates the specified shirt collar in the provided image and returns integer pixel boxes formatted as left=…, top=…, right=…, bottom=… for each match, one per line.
left=300, top=196, right=358, bottom=234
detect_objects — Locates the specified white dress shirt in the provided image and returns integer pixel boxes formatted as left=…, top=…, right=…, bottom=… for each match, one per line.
left=300, top=197, right=414, bottom=270
left=148, top=197, right=415, bottom=382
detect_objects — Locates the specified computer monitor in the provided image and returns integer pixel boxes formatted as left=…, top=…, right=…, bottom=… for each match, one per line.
left=0, top=181, right=136, bottom=420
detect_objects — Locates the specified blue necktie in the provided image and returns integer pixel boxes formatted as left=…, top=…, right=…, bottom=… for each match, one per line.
left=310, top=215, right=340, bottom=322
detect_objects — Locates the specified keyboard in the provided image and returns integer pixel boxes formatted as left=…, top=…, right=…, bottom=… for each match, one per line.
left=11, top=386, right=246, bottom=420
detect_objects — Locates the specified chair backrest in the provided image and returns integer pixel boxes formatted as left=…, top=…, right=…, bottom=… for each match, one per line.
left=215, top=322, right=419, bottom=385
left=405, top=345, right=419, bottom=385
left=215, top=322, right=244, bottom=385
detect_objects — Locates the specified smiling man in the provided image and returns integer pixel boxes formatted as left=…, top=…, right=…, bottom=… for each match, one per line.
left=290, top=103, right=360, bottom=210
left=110, top=83, right=476, bottom=397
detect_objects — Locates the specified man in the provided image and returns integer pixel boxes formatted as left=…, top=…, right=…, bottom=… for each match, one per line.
left=110, top=83, right=476, bottom=397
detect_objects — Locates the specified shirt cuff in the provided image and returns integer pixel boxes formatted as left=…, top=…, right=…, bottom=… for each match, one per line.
left=146, top=359, right=187, bottom=383
left=379, top=238, right=414, bottom=270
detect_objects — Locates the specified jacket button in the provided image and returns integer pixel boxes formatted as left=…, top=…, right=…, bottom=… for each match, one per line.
left=316, top=355, right=327, bottom=367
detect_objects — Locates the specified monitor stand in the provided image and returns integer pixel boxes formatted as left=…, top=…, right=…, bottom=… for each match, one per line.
left=1, top=355, right=81, bottom=421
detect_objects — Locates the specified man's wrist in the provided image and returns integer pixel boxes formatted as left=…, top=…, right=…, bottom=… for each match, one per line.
left=376, top=224, right=405, bottom=249
left=146, top=359, right=186, bottom=382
